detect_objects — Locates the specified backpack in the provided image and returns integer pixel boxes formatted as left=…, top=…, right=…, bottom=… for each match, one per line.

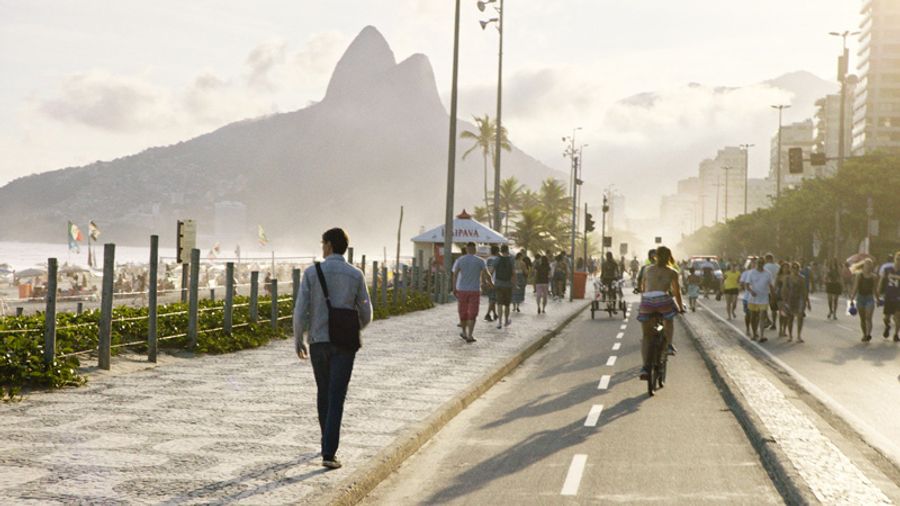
left=494, top=256, right=513, bottom=282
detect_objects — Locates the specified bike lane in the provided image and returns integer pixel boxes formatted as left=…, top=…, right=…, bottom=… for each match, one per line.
left=364, top=299, right=781, bottom=504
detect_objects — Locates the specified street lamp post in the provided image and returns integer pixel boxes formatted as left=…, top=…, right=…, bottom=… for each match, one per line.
left=441, top=0, right=462, bottom=304
left=739, top=143, right=754, bottom=215
left=771, top=104, right=791, bottom=199
left=830, top=30, right=860, bottom=171
left=721, top=166, right=736, bottom=221
left=479, top=0, right=504, bottom=232
left=562, top=129, right=582, bottom=302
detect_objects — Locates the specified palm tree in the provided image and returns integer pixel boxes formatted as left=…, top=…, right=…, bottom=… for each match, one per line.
left=497, top=176, right=524, bottom=235
left=461, top=115, right=511, bottom=215
left=511, top=207, right=548, bottom=253
left=536, top=178, right=571, bottom=253
left=472, top=205, right=491, bottom=223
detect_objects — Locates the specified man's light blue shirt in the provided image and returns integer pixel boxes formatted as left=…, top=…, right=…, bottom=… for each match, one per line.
left=293, top=254, right=372, bottom=351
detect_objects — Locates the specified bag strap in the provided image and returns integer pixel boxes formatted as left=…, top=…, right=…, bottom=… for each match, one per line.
left=314, top=262, right=333, bottom=310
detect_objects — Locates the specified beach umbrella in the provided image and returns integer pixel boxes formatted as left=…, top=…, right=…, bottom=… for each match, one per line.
left=15, top=267, right=48, bottom=278
left=846, top=253, right=874, bottom=265
left=60, top=264, right=90, bottom=274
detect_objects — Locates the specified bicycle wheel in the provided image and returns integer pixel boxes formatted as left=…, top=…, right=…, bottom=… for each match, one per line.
left=657, top=353, right=667, bottom=389
left=647, top=362, right=655, bottom=396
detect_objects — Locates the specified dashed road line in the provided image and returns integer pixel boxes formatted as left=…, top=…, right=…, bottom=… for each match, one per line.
left=612, top=342, right=621, bottom=351
left=615, top=332, right=624, bottom=339
left=561, top=454, right=587, bottom=496
left=584, top=404, right=604, bottom=427
left=606, top=355, right=617, bottom=366
left=620, top=324, right=627, bottom=330
left=598, top=375, right=611, bottom=390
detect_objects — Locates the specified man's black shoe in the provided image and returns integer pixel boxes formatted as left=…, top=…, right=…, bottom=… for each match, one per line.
left=322, top=458, right=342, bottom=470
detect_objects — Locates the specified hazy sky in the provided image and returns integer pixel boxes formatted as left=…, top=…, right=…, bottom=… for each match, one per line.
left=0, top=0, right=860, bottom=212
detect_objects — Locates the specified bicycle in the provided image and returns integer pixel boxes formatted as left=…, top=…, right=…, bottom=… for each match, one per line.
left=646, top=315, right=668, bottom=396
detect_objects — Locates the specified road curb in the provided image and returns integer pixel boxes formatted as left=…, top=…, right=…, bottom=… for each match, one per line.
left=319, top=302, right=590, bottom=506
left=679, top=313, right=817, bottom=506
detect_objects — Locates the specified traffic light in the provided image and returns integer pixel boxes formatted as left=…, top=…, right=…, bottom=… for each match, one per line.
left=603, top=236, right=612, bottom=247
left=585, top=212, right=595, bottom=233
left=810, top=152, right=827, bottom=166
left=788, top=147, right=804, bottom=174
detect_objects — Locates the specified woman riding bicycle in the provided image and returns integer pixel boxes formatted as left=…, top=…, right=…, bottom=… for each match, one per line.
left=637, top=246, right=685, bottom=380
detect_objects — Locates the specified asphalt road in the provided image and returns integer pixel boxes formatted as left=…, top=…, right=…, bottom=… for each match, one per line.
left=363, top=298, right=782, bottom=505
left=697, top=292, right=900, bottom=469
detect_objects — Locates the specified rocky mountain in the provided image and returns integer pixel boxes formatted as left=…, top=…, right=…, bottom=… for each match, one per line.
left=0, top=26, right=563, bottom=254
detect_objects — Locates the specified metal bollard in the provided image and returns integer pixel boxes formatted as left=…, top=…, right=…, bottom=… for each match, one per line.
left=381, top=266, right=388, bottom=306
left=209, top=288, right=215, bottom=301
left=250, top=271, right=259, bottom=322
left=188, top=248, right=200, bottom=349
left=402, top=264, right=409, bottom=303
left=224, top=262, right=234, bottom=335
left=347, top=247, right=354, bottom=265
left=76, top=302, right=83, bottom=315
left=148, top=235, right=159, bottom=363
left=99, top=244, right=115, bottom=370
left=372, top=261, right=379, bottom=307
left=15, top=307, right=23, bottom=317
left=43, top=258, right=58, bottom=366
left=270, top=279, right=278, bottom=330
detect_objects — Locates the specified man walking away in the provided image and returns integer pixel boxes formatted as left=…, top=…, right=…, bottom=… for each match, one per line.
left=484, top=245, right=500, bottom=322
left=879, top=251, right=900, bottom=341
left=453, top=242, right=492, bottom=342
left=294, top=228, right=372, bottom=470
left=745, top=257, right=775, bottom=343
left=493, top=244, right=514, bottom=328
left=763, top=254, right=780, bottom=329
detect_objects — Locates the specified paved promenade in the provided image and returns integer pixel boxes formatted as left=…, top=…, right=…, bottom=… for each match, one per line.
left=0, top=296, right=584, bottom=504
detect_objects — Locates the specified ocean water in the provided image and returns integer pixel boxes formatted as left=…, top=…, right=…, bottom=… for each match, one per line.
left=0, top=241, right=315, bottom=271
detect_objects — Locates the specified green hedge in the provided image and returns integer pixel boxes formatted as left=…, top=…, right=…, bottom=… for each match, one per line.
left=1, top=289, right=434, bottom=401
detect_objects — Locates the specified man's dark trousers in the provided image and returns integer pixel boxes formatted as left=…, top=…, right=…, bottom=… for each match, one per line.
left=310, top=342, right=356, bottom=460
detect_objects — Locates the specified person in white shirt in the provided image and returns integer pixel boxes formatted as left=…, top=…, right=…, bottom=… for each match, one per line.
left=739, top=266, right=754, bottom=335
left=762, top=254, right=780, bottom=330
left=744, top=257, right=775, bottom=342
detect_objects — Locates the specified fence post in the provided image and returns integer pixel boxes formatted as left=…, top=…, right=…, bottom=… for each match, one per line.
left=372, top=261, right=379, bottom=307
left=418, top=250, right=424, bottom=291
left=148, top=235, right=158, bottom=363
left=402, top=264, right=409, bottom=303
left=348, top=247, right=354, bottom=265
left=381, top=265, right=388, bottom=307
left=292, top=268, right=301, bottom=305
left=208, top=288, right=215, bottom=301
left=76, top=302, right=83, bottom=315
left=43, top=258, right=58, bottom=366
left=361, top=254, right=367, bottom=274
left=188, top=248, right=200, bottom=349
left=270, top=279, right=278, bottom=330
left=180, top=264, right=188, bottom=303
left=99, top=243, right=115, bottom=370
left=224, top=262, right=234, bottom=335
left=392, top=267, right=399, bottom=306
left=250, top=271, right=259, bottom=322
left=15, top=307, right=23, bottom=317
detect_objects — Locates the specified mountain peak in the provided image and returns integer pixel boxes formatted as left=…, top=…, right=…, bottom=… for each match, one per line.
left=325, top=26, right=396, bottom=99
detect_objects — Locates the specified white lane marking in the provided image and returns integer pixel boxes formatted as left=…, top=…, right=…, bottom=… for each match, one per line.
left=606, top=355, right=617, bottom=366
left=615, top=332, right=624, bottom=339
left=584, top=404, right=604, bottom=427
left=561, top=454, right=588, bottom=496
left=620, top=324, right=627, bottom=330
left=598, top=375, right=611, bottom=390
left=698, top=300, right=900, bottom=472
left=612, top=342, right=621, bottom=351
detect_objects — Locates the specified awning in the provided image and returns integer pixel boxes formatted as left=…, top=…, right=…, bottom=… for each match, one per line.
left=411, top=209, right=508, bottom=244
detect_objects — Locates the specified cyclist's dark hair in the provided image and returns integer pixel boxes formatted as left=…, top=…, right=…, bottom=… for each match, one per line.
left=647, top=249, right=656, bottom=260
left=491, top=245, right=500, bottom=255
left=322, top=228, right=349, bottom=254
left=655, top=246, right=673, bottom=268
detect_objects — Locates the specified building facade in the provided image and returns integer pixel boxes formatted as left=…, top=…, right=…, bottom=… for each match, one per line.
left=852, top=0, right=900, bottom=155
left=769, top=119, right=816, bottom=190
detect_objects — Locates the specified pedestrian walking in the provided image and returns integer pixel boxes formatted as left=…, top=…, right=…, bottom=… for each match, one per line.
left=763, top=254, right=780, bottom=330
left=781, top=262, right=811, bottom=342
left=739, top=261, right=753, bottom=335
left=686, top=267, right=701, bottom=312
left=878, top=251, right=900, bottom=341
left=850, top=258, right=878, bottom=342
left=452, top=242, right=492, bottom=343
left=293, top=228, right=372, bottom=470
left=745, top=257, right=775, bottom=342
left=723, top=263, right=741, bottom=320
left=493, top=245, right=514, bottom=328
left=534, top=255, right=550, bottom=314
left=825, top=258, right=843, bottom=320
left=512, top=251, right=528, bottom=313
left=484, top=245, right=500, bottom=322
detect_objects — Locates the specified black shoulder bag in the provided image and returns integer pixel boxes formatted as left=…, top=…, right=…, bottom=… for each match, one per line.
left=314, top=262, right=362, bottom=352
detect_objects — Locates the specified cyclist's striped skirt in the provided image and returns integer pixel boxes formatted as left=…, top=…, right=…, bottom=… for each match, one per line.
left=637, top=293, right=678, bottom=322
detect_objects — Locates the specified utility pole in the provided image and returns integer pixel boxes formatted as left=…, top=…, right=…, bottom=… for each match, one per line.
left=568, top=153, right=580, bottom=302
left=771, top=105, right=791, bottom=199
left=715, top=176, right=721, bottom=224
left=479, top=0, right=505, bottom=231
left=583, top=202, right=589, bottom=274
left=441, top=0, right=462, bottom=304
left=739, top=143, right=754, bottom=215
left=722, top=166, right=735, bottom=222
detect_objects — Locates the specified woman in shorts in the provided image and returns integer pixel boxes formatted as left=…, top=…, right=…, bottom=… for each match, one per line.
left=850, top=258, right=878, bottom=342
left=723, top=263, right=741, bottom=320
left=534, top=255, right=550, bottom=314
left=686, top=267, right=701, bottom=312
